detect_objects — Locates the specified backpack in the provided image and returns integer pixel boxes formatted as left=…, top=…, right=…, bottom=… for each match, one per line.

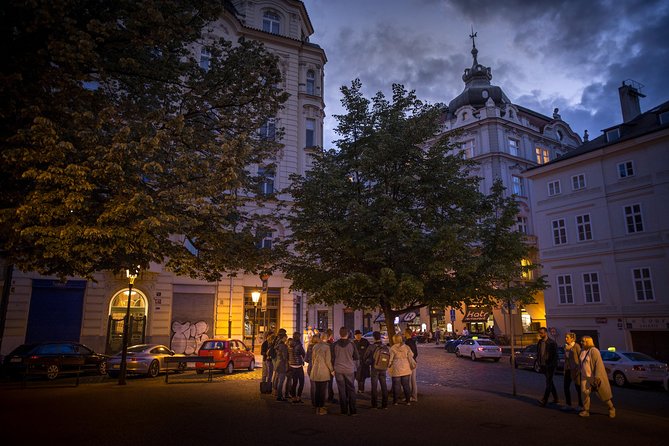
left=373, top=344, right=390, bottom=371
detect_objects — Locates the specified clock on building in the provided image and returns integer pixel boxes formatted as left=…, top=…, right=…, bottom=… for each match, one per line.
left=482, top=89, right=489, bottom=99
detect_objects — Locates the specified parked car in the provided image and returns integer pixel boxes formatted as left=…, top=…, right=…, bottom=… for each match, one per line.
left=455, top=338, right=502, bottom=361
left=2, top=341, right=108, bottom=380
left=512, top=344, right=565, bottom=372
left=195, top=339, right=255, bottom=375
left=107, top=344, right=185, bottom=378
left=600, top=350, right=668, bottom=387
left=444, top=335, right=488, bottom=353
left=362, top=331, right=389, bottom=344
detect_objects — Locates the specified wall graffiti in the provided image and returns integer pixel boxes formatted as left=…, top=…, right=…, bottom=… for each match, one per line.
left=171, top=320, right=210, bottom=355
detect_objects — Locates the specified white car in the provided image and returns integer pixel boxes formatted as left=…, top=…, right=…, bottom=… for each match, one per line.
left=455, top=338, right=502, bottom=362
left=600, top=350, right=668, bottom=387
left=362, top=331, right=389, bottom=344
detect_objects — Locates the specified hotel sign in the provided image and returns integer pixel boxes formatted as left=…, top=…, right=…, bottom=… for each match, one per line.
left=624, top=317, right=669, bottom=330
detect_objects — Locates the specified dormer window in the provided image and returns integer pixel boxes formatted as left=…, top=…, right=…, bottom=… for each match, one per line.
left=263, top=11, right=280, bottom=34
left=606, top=128, right=620, bottom=142
left=462, top=112, right=468, bottom=121
left=660, top=111, right=669, bottom=125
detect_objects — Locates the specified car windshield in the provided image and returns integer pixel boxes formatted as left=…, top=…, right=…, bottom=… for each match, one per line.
left=621, top=352, right=656, bottom=362
left=201, top=341, right=228, bottom=350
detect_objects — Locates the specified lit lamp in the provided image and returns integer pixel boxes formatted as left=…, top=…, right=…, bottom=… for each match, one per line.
left=119, top=267, right=139, bottom=385
left=251, top=290, right=261, bottom=352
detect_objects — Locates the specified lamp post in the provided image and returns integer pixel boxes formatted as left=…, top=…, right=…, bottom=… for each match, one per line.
left=118, top=267, right=139, bottom=385
left=251, top=290, right=261, bottom=352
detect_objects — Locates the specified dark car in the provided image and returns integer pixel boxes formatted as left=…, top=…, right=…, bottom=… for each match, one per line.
left=2, top=341, right=109, bottom=380
left=444, top=335, right=489, bottom=353
left=512, top=344, right=565, bottom=373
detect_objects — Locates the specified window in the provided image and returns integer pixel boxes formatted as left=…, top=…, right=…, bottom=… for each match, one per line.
left=306, top=70, right=315, bottom=95
left=262, top=11, right=280, bottom=34
left=521, top=258, right=533, bottom=280
left=460, top=140, right=474, bottom=159
left=660, top=111, right=669, bottom=125
left=256, top=231, right=273, bottom=249
left=632, top=268, right=654, bottom=301
left=583, top=273, right=601, bottom=303
left=508, top=138, right=520, bottom=157
left=617, top=161, right=634, bottom=178
left=516, top=216, right=528, bottom=234
left=572, top=174, right=586, bottom=190
left=199, top=48, right=211, bottom=71
left=576, top=214, right=592, bottom=241
left=259, top=118, right=276, bottom=140
left=548, top=180, right=561, bottom=196
left=258, top=166, right=274, bottom=195
left=535, top=147, right=550, bottom=164
left=557, top=275, right=573, bottom=304
left=606, top=128, right=620, bottom=142
left=552, top=219, right=567, bottom=245
left=306, top=118, right=316, bottom=147
left=317, top=310, right=329, bottom=331
left=512, top=175, right=525, bottom=196
left=624, top=204, right=643, bottom=233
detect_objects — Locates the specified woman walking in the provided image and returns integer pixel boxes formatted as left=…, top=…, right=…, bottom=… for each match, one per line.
left=388, top=334, right=415, bottom=406
left=308, top=333, right=334, bottom=415
left=579, top=336, right=616, bottom=418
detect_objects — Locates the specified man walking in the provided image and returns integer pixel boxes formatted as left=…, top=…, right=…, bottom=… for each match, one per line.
left=563, top=332, right=583, bottom=410
left=537, top=327, right=559, bottom=406
left=332, top=327, right=359, bottom=416
left=363, top=331, right=389, bottom=409
left=353, top=330, right=370, bottom=393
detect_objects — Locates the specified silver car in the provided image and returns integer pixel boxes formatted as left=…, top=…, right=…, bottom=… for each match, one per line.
left=600, top=350, right=668, bottom=387
left=107, top=344, right=185, bottom=378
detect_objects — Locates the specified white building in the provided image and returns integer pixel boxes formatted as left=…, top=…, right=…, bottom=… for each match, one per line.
left=0, top=0, right=333, bottom=356
left=523, top=82, right=669, bottom=361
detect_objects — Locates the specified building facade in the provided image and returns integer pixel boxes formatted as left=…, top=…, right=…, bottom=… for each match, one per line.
left=1, top=0, right=332, bottom=356
left=523, top=83, right=669, bottom=361
left=434, top=36, right=581, bottom=342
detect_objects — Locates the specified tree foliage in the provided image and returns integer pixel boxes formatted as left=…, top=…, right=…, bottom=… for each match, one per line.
left=284, top=80, right=545, bottom=327
left=0, top=0, right=287, bottom=280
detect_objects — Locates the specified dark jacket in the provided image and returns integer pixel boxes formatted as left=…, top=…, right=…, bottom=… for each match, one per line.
left=288, top=339, right=305, bottom=367
left=275, top=342, right=289, bottom=374
left=353, top=338, right=370, bottom=365
left=405, top=337, right=418, bottom=360
left=537, top=337, right=558, bottom=369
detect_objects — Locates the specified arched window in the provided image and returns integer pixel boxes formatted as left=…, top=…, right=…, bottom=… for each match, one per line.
left=306, top=70, right=315, bottom=95
left=263, top=11, right=280, bottom=34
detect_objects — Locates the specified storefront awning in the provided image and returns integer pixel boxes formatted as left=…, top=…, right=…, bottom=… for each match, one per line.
left=374, top=311, right=418, bottom=323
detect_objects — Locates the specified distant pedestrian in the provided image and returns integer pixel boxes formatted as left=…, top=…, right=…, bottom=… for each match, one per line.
left=435, top=328, right=442, bottom=345
left=537, top=327, right=560, bottom=407
left=308, top=333, right=334, bottom=415
left=404, top=328, right=418, bottom=402
left=353, top=330, right=370, bottom=393
left=274, top=332, right=289, bottom=401
left=363, top=331, right=389, bottom=409
left=287, top=332, right=306, bottom=403
left=389, top=334, right=414, bottom=405
left=260, top=331, right=275, bottom=384
left=563, top=332, right=583, bottom=410
left=579, top=336, right=615, bottom=418
left=332, top=327, right=359, bottom=416
left=462, top=327, right=469, bottom=336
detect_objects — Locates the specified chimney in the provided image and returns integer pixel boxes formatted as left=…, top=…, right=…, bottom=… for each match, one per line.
left=618, top=80, right=646, bottom=122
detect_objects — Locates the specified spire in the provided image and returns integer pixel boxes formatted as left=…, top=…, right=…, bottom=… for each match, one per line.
left=469, top=26, right=478, bottom=66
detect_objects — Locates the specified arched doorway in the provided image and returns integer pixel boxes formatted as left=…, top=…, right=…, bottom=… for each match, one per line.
left=105, top=288, right=148, bottom=354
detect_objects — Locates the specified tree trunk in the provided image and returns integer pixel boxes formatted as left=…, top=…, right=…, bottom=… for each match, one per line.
left=381, top=304, right=399, bottom=345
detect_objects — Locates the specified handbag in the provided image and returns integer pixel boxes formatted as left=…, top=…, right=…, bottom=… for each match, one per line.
left=591, top=377, right=602, bottom=391
left=408, top=354, right=417, bottom=370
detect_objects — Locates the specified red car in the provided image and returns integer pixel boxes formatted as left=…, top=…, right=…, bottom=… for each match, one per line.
left=195, top=339, right=256, bottom=375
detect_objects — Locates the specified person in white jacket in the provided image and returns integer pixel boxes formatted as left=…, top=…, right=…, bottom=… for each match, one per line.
left=308, top=333, right=334, bottom=415
left=388, top=334, right=415, bottom=406
left=579, top=336, right=616, bottom=418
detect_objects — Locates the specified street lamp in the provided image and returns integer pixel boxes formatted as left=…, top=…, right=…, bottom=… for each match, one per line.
left=118, top=267, right=139, bottom=385
left=251, top=290, right=261, bottom=352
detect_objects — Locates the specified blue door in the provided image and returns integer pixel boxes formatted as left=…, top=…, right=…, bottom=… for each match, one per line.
left=26, top=280, right=87, bottom=343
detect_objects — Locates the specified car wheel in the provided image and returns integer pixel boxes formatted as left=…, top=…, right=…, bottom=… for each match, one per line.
left=613, top=371, right=627, bottom=387
left=195, top=369, right=204, bottom=375
left=98, top=361, right=107, bottom=375
left=46, top=364, right=59, bottom=380
left=147, top=360, right=160, bottom=378
left=493, top=358, right=500, bottom=362
left=455, top=349, right=461, bottom=358
left=248, top=359, right=255, bottom=371
left=177, top=362, right=187, bottom=373
left=533, top=361, right=542, bottom=373
left=107, top=371, right=119, bottom=379
left=470, top=352, right=476, bottom=361
left=224, top=361, right=234, bottom=375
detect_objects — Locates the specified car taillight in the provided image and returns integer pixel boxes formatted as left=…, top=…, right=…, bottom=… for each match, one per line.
left=477, top=347, right=484, bottom=352
left=29, top=355, right=39, bottom=360
left=632, top=365, right=646, bottom=371
left=498, top=347, right=502, bottom=352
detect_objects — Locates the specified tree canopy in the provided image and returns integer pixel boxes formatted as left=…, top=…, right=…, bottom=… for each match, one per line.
left=0, top=0, right=287, bottom=280
left=284, top=80, right=545, bottom=328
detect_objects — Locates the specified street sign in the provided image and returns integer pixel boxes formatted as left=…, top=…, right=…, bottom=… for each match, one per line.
left=450, top=309, right=456, bottom=321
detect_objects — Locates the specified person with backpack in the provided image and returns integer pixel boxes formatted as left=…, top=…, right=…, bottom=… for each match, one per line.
left=332, top=327, right=359, bottom=416
left=363, top=331, right=389, bottom=409
left=287, top=332, right=306, bottom=403
left=353, top=330, right=370, bottom=393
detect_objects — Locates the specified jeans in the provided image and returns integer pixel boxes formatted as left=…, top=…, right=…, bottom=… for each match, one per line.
left=370, top=369, right=388, bottom=408
left=288, top=366, right=304, bottom=398
left=542, top=366, right=558, bottom=402
left=275, top=372, right=287, bottom=399
left=335, top=372, right=356, bottom=414
left=392, top=375, right=411, bottom=403
left=313, top=381, right=328, bottom=408
left=356, top=365, right=369, bottom=391
left=262, top=359, right=273, bottom=383
left=564, top=372, right=582, bottom=407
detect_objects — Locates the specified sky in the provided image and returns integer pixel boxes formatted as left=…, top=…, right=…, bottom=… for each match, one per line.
left=302, top=0, right=669, bottom=149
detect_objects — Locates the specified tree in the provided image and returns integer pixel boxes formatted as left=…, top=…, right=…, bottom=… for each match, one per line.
left=0, top=0, right=287, bottom=280
left=284, top=80, right=545, bottom=338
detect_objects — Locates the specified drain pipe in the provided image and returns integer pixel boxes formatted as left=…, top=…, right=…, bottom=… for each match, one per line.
left=228, top=274, right=233, bottom=338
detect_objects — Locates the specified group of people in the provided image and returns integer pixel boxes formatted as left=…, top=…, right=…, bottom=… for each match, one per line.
left=260, top=327, right=419, bottom=415
left=536, top=327, right=615, bottom=418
